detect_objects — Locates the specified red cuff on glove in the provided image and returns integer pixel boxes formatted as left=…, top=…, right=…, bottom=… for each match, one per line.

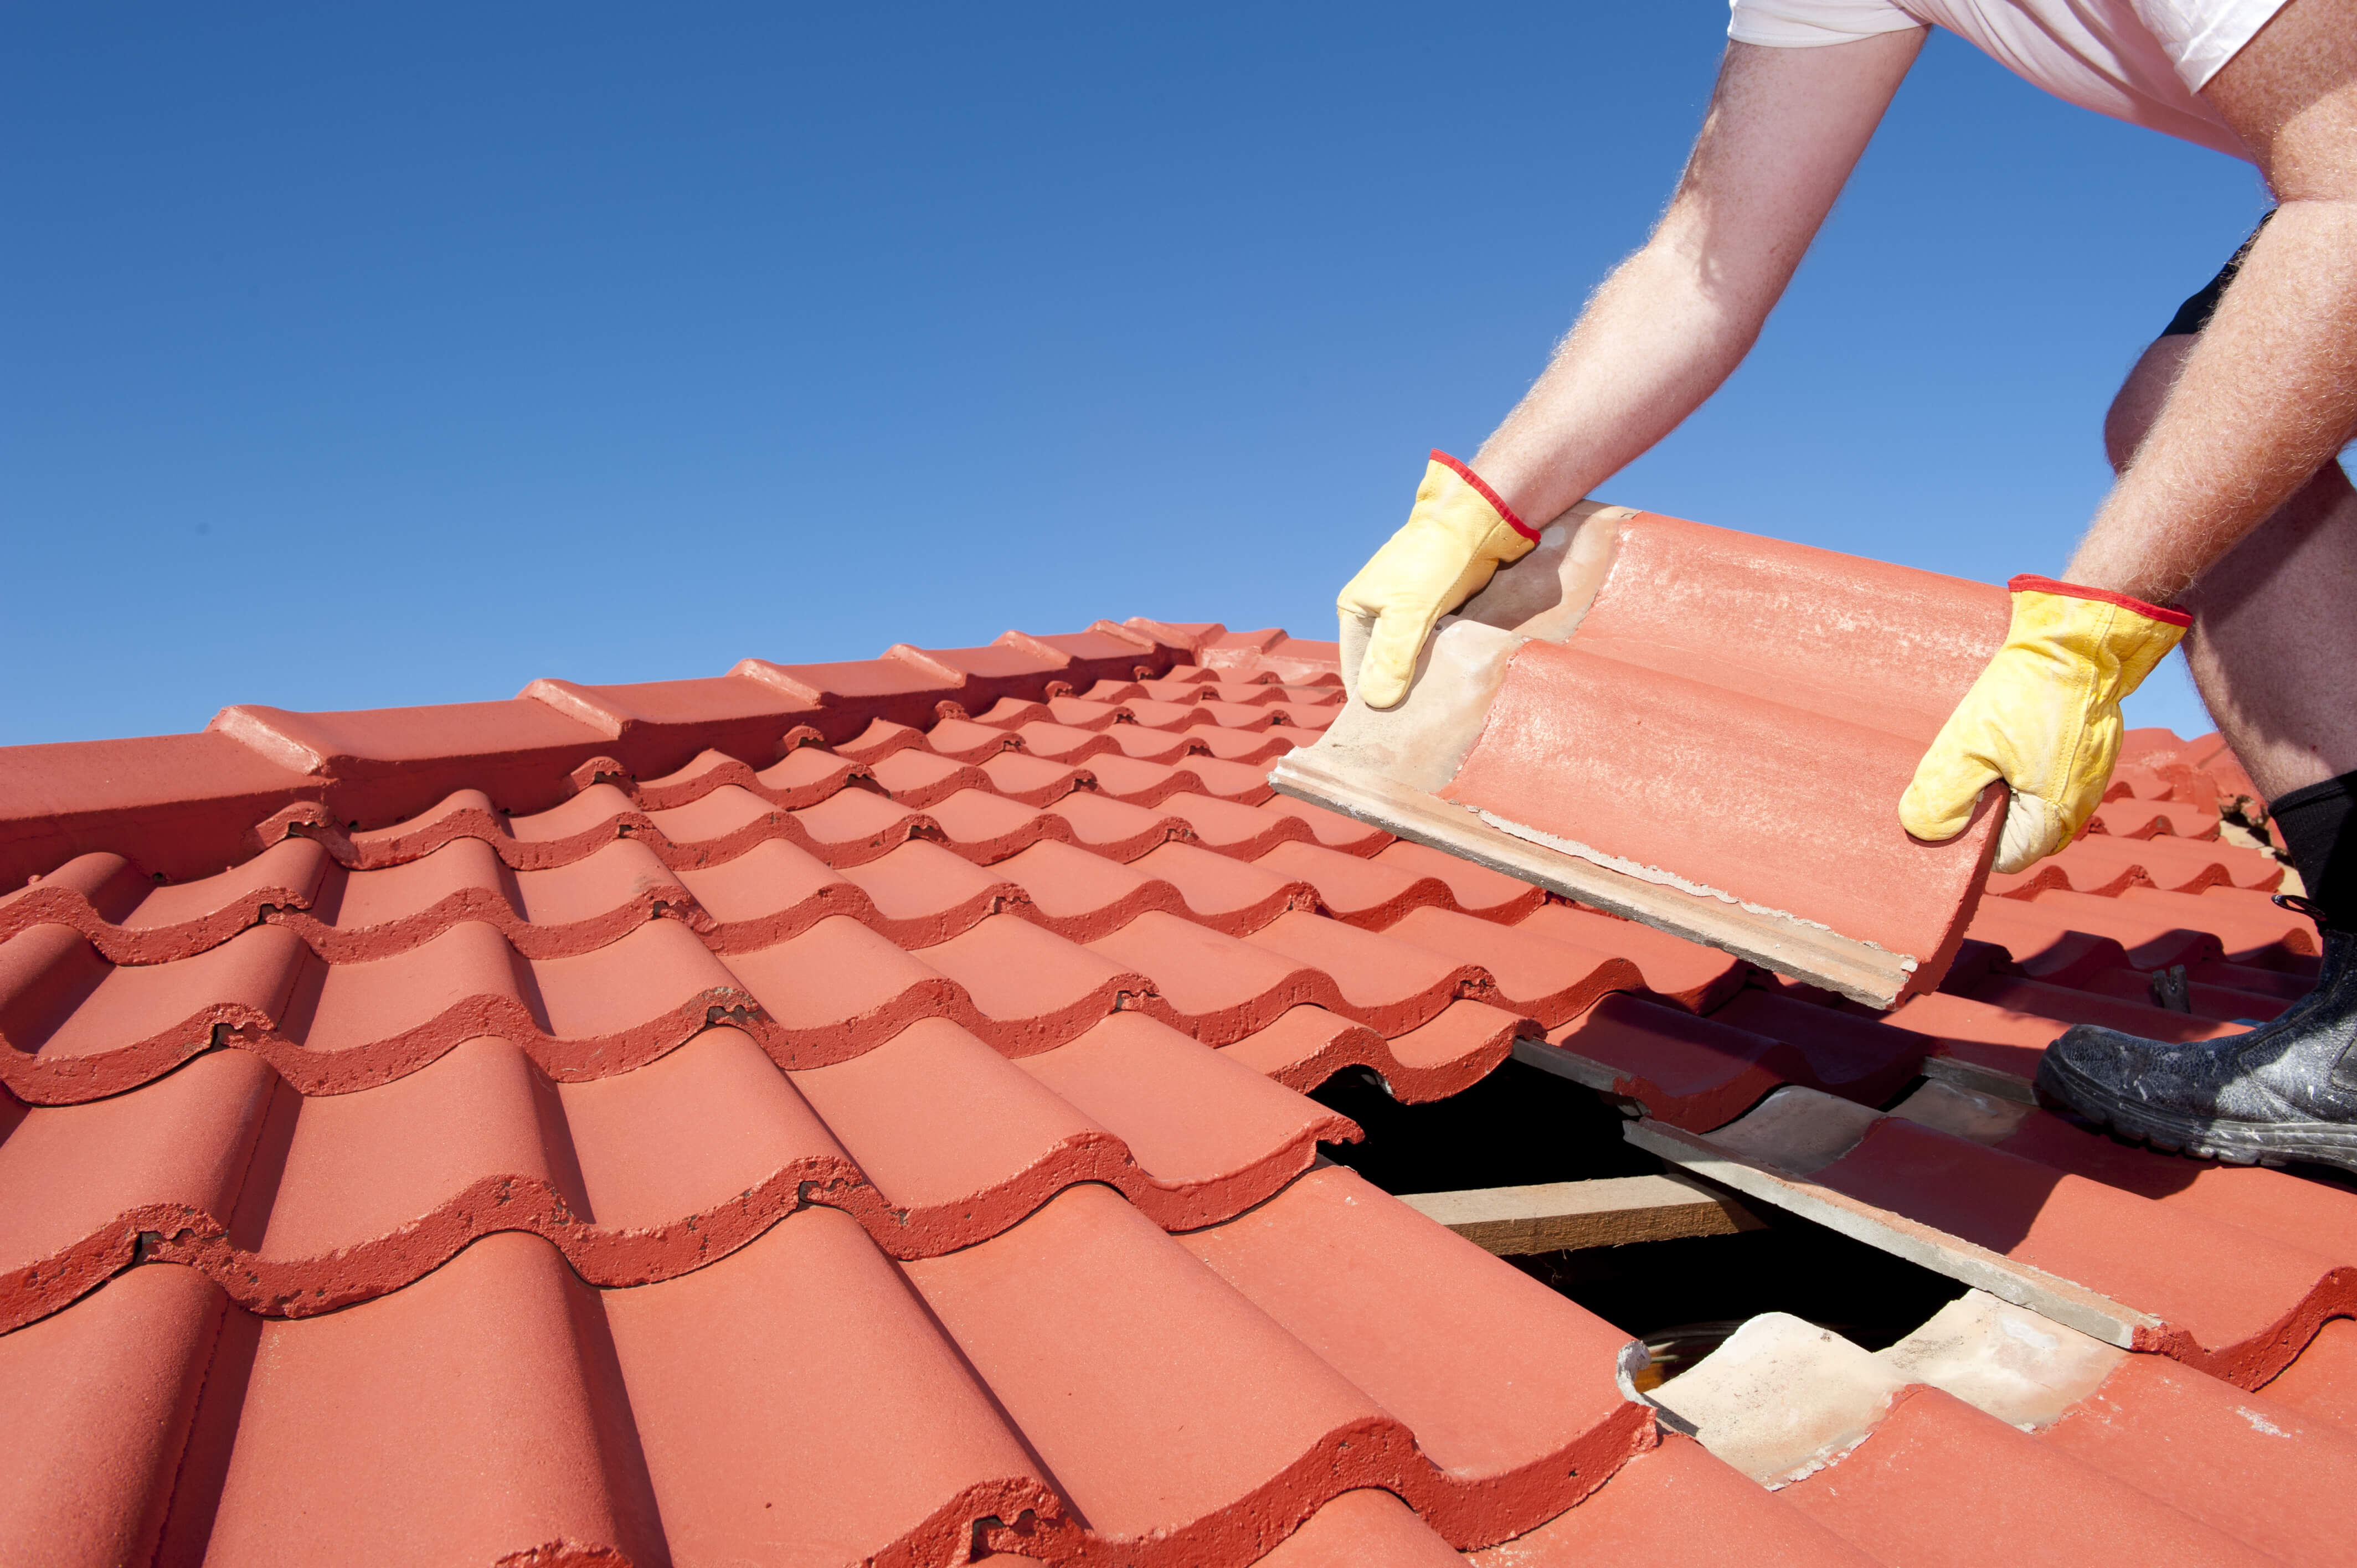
left=2008, top=574, right=2193, bottom=630
left=1430, top=450, right=1541, bottom=545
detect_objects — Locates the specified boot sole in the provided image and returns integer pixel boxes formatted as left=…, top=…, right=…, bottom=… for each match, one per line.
left=2035, top=1053, right=2357, bottom=1173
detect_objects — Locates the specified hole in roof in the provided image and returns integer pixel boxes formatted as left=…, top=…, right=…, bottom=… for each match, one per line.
left=1312, top=1055, right=1965, bottom=1354
left=1519, top=1218, right=1965, bottom=1356
left=1310, top=1057, right=1658, bottom=1192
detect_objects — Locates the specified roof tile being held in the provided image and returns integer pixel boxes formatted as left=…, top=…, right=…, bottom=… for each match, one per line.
left=1277, top=503, right=2015, bottom=1007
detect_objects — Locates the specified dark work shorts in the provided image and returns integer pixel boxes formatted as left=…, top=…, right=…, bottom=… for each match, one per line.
left=2160, top=210, right=2275, bottom=337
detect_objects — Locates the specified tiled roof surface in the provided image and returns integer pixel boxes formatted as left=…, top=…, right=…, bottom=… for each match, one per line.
left=4, top=616, right=2353, bottom=1566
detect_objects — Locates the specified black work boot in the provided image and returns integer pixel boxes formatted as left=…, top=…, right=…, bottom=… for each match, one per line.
left=2037, top=923, right=2357, bottom=1168
left=2036, top=768, right=2357, bottom=1169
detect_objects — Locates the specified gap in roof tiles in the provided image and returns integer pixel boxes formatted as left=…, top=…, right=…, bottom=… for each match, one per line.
left=1522, top=1218, right=1973, bottom=1367
left=1309, top=1059, right=1661, bottom=1194
left=1314, top=1055, right=1970, bottom=1368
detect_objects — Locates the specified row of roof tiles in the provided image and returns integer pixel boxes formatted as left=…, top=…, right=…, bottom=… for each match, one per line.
left=0, top=620, right=1340, bottom=890
left=0, top=675, right=1766, bottom=1334
left=8, top=1167, right=1651, bottom=1568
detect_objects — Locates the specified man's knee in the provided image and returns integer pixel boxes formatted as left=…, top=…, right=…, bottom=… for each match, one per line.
left=2103, top=336, right=2196, bottom=474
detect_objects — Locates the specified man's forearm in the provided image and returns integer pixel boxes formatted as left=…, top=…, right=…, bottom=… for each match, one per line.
left=2065, top=200, right=2357, bottom=600
left=1462, top=31, right=1923, bottom=530
left=1469, top=240, right=1767, bottom=528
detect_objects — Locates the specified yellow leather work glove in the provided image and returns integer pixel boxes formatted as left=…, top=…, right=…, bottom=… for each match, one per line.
left=1901, top=575, right=2192, bottom=874
left=1337, top=451, right=1540, bottom=709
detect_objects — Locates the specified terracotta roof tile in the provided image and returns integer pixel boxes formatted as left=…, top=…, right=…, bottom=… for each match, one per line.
left=1253, top=838, right=1457, bottom=927
left=1144, top=791, right=1311, bottom=858
left=2076, top=963, right=2292, bottom=1022
left=1177, top=1164, right=1653, bottom=1537
left=1382, top=904, right=1640, bottom=1026
left=1986, top=828, right=2283, bottom=899
left=1083, top=751, right=1275, bottom=806
left=1779, top=1383, right=2278, bottom=1565
left=1514, top=902, right=1748, bottom=1011
left=1039, top=791, right=1205, bottom=858
left=1639, top=1288, right=2357, bottom=1564
left=1087, top=910, right=1360, bottom=1043
left=1374, top=838, right=1549, bottom=924
left=596, top=1208, right=1061, bottom=1568
left=1250, top=793, right=1386, bottom=855
left=1540, top=993, right=1799, bottom=1132
left=863, top=746, right=995, bottom=806
left=1251, top=1488, right=1465, bottom=1567
left=2090, top=797, right=2224, bottom=840
left=926, top=786, right=1074, bottom=860
left=1005, top=838, right=1306, bottom=938
left=1468, top=1432, right=1876, bottom=1566
left=1185, top=725, right=1303, bottom=764
left=1217, top=998, right=1520, bottom=1105
left=2257, top=1316, right=2357, bottom=1428
left=1705, top=987, right=1930, bottom=1107
left=1970, top=891, right=2226, bottom=972
left=1, top=841, right=328, bottom=964
left=1242, top=909, right=1498, bottom=1035
left=2033, top=1346, right=2357, bottom=1564
left=1811, top=1116, right=2351, bottom=1382
left=973, top=749, right=1096, bottom=804
left=0, top=731, right=320, bottom=889
left=1278, top=511, right=2012, bottom=1005
left=1966, top=974, right=2247, bottom=1042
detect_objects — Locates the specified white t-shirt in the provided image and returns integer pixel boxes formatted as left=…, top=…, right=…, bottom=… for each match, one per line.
left=1727, top=0, right=2287, bottom=159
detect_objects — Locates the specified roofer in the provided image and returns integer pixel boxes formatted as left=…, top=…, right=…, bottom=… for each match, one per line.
left=1337, top=1, right=2357, bottom=1169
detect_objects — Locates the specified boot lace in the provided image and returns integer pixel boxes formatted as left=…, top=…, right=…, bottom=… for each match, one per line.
left=2274, top=892, right=2329, bottom=925
left=2273, top=892, right=2354, bottom=935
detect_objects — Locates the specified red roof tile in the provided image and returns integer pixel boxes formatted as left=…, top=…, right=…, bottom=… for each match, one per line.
left=1279, top=509, right=2015, bottom=1005
left=1810, top=1116, right=2353, bottom=1382
left=1469, top=1432, right=1876, bottom=1566
left=1780, top=1383, right=2278, bottom=1565
left=2036, top=1337, right=2357, bottom=1565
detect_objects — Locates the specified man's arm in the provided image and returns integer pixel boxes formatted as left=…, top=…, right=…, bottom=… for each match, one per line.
left=2063, top=0, right=2357, bottom=599
left=1471, top=30, right=1926, bottom=528
left=1335, top=30, right=1923, bottom=707
left=1901, top=0, right=2357, bottom=873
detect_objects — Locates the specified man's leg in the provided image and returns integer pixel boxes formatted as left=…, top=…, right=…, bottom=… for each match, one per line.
left=2103, top=334, right=2357, bottom=807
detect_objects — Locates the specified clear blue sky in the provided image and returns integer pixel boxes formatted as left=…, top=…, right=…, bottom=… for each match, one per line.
left=3, top=5, right=2270, bottom=747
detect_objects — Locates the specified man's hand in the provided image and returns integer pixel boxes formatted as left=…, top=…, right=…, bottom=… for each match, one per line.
left=1901, top=578, right=2190, bottom=872
left=1337, top=452, right=1538, bottom=708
